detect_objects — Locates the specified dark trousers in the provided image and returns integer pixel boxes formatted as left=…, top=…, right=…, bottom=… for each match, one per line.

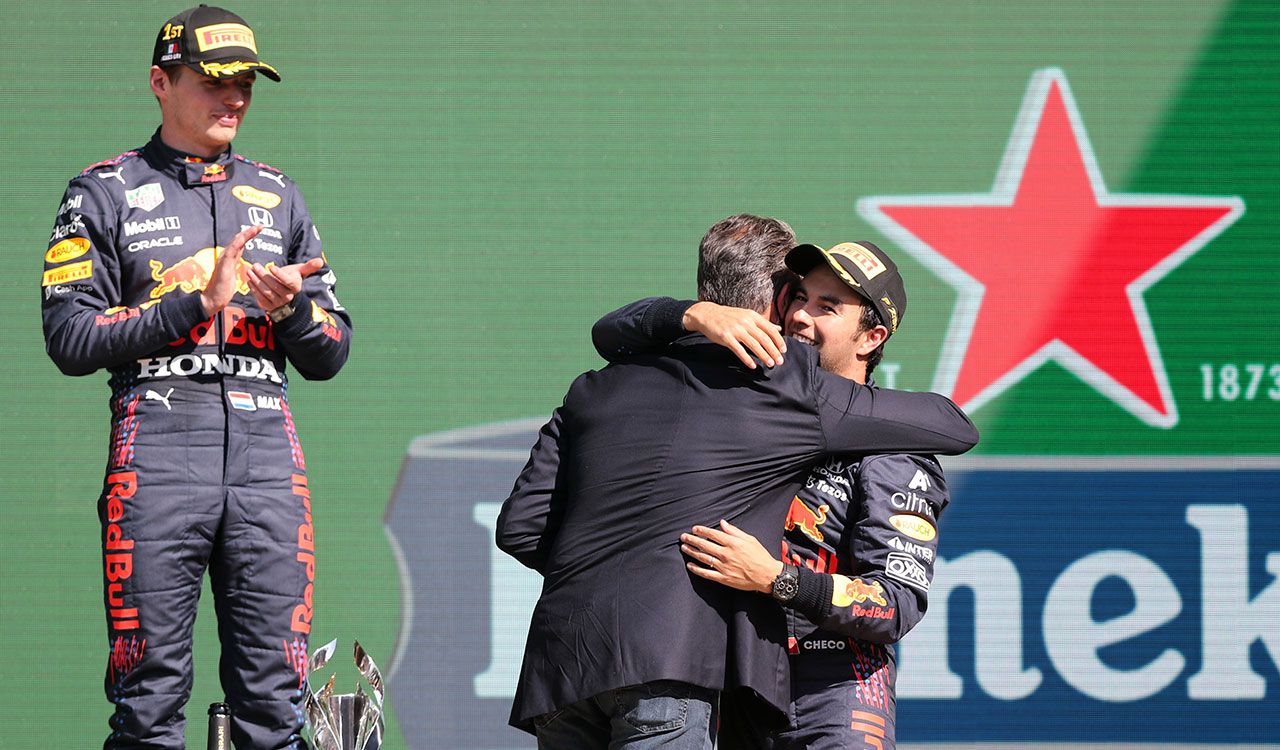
left=534, top=680, right=718, bottom=750
left=719, top=640, right=897, bottom=750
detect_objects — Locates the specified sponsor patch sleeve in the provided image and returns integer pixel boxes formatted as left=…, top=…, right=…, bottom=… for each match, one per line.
left=41, top=177, right=208, bottom=376
left=813, top=366, right=979, bottom=456
left=804, top=454, right=948, bottom=643
left=495, top=406, right=570, bottom=574
left=270, top=185, right=353, bottom=380
left=590, top=296, right=696, bottom=361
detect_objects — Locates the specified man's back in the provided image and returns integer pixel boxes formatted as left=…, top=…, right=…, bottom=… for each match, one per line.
left=499, top=335, right=976, bottom=729
left=549, top=339, right=817, bottom=575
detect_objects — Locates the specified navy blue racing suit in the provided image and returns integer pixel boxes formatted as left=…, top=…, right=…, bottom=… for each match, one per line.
left=41, top=132, right=352, bottom=750
left=719, top=452, right=948, bottom=750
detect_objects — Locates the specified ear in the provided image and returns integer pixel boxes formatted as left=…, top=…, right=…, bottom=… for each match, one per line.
left=770, top=281, right=793, bottom=326
left=149, top=66, right=169, bottom=98
left=856, top=324, right=890, bottom=356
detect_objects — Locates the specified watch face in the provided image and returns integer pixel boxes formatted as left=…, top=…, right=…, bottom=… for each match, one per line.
left=773, top=569, right=799, bottom=601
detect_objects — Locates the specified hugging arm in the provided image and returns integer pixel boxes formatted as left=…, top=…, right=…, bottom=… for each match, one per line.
left=591, top=297, right=692, bottom=360
left=592, top=297, right=785, bottom=368
left=814, top=366, right=979, bottom=456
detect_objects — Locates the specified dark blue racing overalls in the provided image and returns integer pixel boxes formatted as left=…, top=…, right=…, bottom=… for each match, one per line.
left=720, top=451, right=948, bottom=750
left=41, top=132, right=352, bottom=749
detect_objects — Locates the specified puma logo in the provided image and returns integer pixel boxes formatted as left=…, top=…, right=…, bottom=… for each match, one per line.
left=144, top=387, right=174, bottom=410
left=259, top=170, right=286, bottom=188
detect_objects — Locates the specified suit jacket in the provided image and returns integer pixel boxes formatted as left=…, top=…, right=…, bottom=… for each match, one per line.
left=496, top=334, right=977, bottom=732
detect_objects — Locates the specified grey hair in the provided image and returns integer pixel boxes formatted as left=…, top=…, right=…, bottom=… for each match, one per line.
left=696, top=214, right=796, bottom=313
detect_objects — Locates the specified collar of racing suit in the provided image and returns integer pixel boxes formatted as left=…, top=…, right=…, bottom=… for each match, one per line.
left=141, top=129, right=238, bottom=188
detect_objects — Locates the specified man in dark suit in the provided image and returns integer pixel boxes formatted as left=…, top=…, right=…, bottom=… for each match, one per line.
left=496, top=214, right=978, bottom=749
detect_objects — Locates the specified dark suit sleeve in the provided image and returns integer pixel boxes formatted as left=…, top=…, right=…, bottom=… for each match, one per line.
left=791, top=454, right=949, bottom=643
left=495, top=406, right=568, bottom=573
left=590, top=297, right=695, bottom=361
left=813, top=364, right=978, bottom=455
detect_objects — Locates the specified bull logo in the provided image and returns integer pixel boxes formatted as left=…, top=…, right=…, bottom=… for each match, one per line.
left=784, top=497, right=830, bottom=543
left=201, top=164, right=227, bottom=184
left=844, top=577, right=888, bottom=607
left=310, top=300, right=337, bottom=327
left=149, top=247, right=253, bottom=299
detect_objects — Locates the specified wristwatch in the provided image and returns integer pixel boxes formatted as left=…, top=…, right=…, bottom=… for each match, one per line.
left=267, top=303, right=295, bottom=323
left=770, top=564, right=800, bottom=603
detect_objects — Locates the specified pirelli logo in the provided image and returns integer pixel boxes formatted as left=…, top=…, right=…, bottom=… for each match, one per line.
left=829, top=242, right=888, bottom=280
left=195, top=23, right=258, bottom=53
left=43, top=259, right=93, bottom=286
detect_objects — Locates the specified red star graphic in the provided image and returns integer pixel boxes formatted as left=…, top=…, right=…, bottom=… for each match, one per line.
left=859, top=68, right=1243, bottom=427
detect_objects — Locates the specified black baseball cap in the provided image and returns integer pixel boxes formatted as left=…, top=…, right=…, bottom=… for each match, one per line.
left=785, top=241, right=907, bottom=335
left=152, top=5, right=281, bottom=81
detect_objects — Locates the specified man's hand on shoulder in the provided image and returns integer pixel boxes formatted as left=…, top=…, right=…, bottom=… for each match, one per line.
left=683, top=301, right=786, bottom=369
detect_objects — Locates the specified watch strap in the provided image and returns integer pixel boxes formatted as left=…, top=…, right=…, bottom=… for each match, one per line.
left=268, top=302, right=295, bottom=323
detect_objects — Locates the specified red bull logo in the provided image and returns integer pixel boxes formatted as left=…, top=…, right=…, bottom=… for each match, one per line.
left=96, top=305, right=144, bottom=327
left=200, top=164, right=227, bottom=184
left=149, top=247, right=253, bottom=299
left=784, top=497, right=830, bottom=543
left=104, top=471, right=139, bottom=632
left=290, top=473, right=315, bottom=635
left=851, top=604, right=896, bottom=620
left=310, top=300, right=344, bottom=342
left=310, top=300, right=337, bottom=327
left=172, top=304, right=276, bottom=350
left=844, top=577, right=889, bottom=607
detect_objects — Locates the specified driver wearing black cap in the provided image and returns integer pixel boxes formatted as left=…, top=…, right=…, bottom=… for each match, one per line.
left=40, top=6, right=351, bottom=748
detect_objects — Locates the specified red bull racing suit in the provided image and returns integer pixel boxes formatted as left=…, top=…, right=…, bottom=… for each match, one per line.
left=41, top=132, right=352, bottom=750
left=719, top=452, right=948, bottom=750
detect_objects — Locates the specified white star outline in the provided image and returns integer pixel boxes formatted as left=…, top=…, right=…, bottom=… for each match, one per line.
left=857, top=67, right=1245, bottom=429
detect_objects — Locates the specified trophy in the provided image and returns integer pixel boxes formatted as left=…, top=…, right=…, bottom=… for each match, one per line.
left=303, top=639, right=386, bottom=750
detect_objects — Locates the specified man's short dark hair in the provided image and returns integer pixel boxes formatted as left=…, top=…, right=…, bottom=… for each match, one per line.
left=856, top=303, right=887, bottom=378
left=697, top=214, right=796, bottom=312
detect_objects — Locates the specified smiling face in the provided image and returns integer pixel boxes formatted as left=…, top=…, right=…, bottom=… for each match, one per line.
left=784, top=265, right=888, bottom=382
left=151, top=65, right=255, bottom=159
